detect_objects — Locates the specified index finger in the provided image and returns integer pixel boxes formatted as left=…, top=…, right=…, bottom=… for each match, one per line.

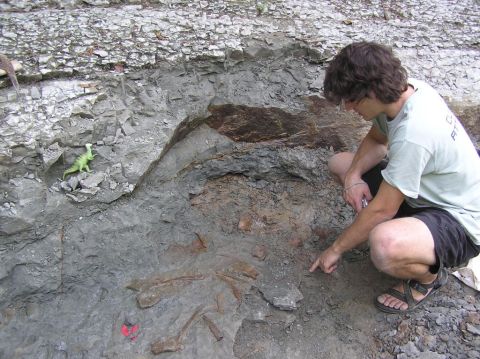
left=309, top=257, right=320, bottom=272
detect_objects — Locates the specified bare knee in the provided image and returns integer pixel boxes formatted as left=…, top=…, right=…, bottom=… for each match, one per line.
left=369, top=224, right=402, bottom=272
left=328, top=152, right=354, bottom=183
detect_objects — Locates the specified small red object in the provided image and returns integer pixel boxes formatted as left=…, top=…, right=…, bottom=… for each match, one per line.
left=130, top=325, right=139, bottom=335
left=121, top=323, right=140, bottom=341
left=121, top=324, right=130, bottom=337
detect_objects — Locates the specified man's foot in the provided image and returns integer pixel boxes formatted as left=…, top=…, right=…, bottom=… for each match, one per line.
left=374, top=268, right=448, bottom=314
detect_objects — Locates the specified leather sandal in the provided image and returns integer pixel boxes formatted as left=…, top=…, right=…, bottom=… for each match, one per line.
left=374, top=267, right=448, bottom=314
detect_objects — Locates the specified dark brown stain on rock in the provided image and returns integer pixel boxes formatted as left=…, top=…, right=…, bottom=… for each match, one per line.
left=206, top=101, right=348, bottom=149
left=206, top=104, right=299, bottom=142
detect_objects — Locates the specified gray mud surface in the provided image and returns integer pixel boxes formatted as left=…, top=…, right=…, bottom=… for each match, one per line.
left=1, top=1, right=480, bottom=358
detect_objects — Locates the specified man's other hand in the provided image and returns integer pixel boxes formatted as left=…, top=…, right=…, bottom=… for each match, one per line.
left=343, top=181, right=372, bottom=213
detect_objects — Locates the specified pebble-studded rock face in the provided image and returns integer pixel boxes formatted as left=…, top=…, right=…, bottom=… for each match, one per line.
left=0, top=1, right=479, bottom=359
left=0, top=0, right=479, bottom=100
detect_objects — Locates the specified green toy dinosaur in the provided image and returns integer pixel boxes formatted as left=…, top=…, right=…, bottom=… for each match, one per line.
left=63, top=143, right=96, bottom=179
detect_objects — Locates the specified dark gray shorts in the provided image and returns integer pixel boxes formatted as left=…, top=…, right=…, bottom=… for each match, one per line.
left=362, top=160, right=479, bottom=273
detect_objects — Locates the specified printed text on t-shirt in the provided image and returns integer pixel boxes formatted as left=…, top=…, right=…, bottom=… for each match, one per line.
left=445, top=113, right=459, bottom=141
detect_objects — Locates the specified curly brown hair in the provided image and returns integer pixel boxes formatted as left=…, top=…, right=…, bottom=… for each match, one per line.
left=323, top=42, right=408, bottom=105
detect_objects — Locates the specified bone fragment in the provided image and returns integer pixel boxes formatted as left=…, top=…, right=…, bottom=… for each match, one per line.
left=202, top=315, right=224, bottom=341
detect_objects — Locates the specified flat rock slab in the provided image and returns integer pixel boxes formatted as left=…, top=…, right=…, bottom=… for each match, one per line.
left=79, top=171, right=105, bottom=189
left=257, top=281, right=304, bottom=311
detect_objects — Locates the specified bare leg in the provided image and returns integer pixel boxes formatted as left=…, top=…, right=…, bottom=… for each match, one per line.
left=328, top=152, right=354, bottom=185
left=370, top=217, right=438, bottom=311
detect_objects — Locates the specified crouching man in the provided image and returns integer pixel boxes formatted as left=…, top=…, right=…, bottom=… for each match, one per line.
left=309, top=42, right=480, bottom=313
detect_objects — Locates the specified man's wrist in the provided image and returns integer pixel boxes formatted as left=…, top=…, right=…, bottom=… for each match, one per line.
left=343, top=181, right=367, bottom=193
left=330, top=242, right=345, bottom=255
left=344, top=170, right=363, bottom=185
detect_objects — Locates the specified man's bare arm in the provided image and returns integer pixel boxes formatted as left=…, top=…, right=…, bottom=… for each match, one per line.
left=341, top=125, right=388, bottom=212
left=344, top=124, right=388, bottom=184
left=332, top=181, right=403, bottom=253
left=310, top=180, right=404, bottom=273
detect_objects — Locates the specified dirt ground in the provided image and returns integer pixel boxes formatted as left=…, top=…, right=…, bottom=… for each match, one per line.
left=149, top=126, right=480, bottom=359
left=186, top=143, right=480, bottom=359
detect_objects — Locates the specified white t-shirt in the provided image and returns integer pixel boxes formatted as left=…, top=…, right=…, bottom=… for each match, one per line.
left=373, top=79, right=480, bottom=245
